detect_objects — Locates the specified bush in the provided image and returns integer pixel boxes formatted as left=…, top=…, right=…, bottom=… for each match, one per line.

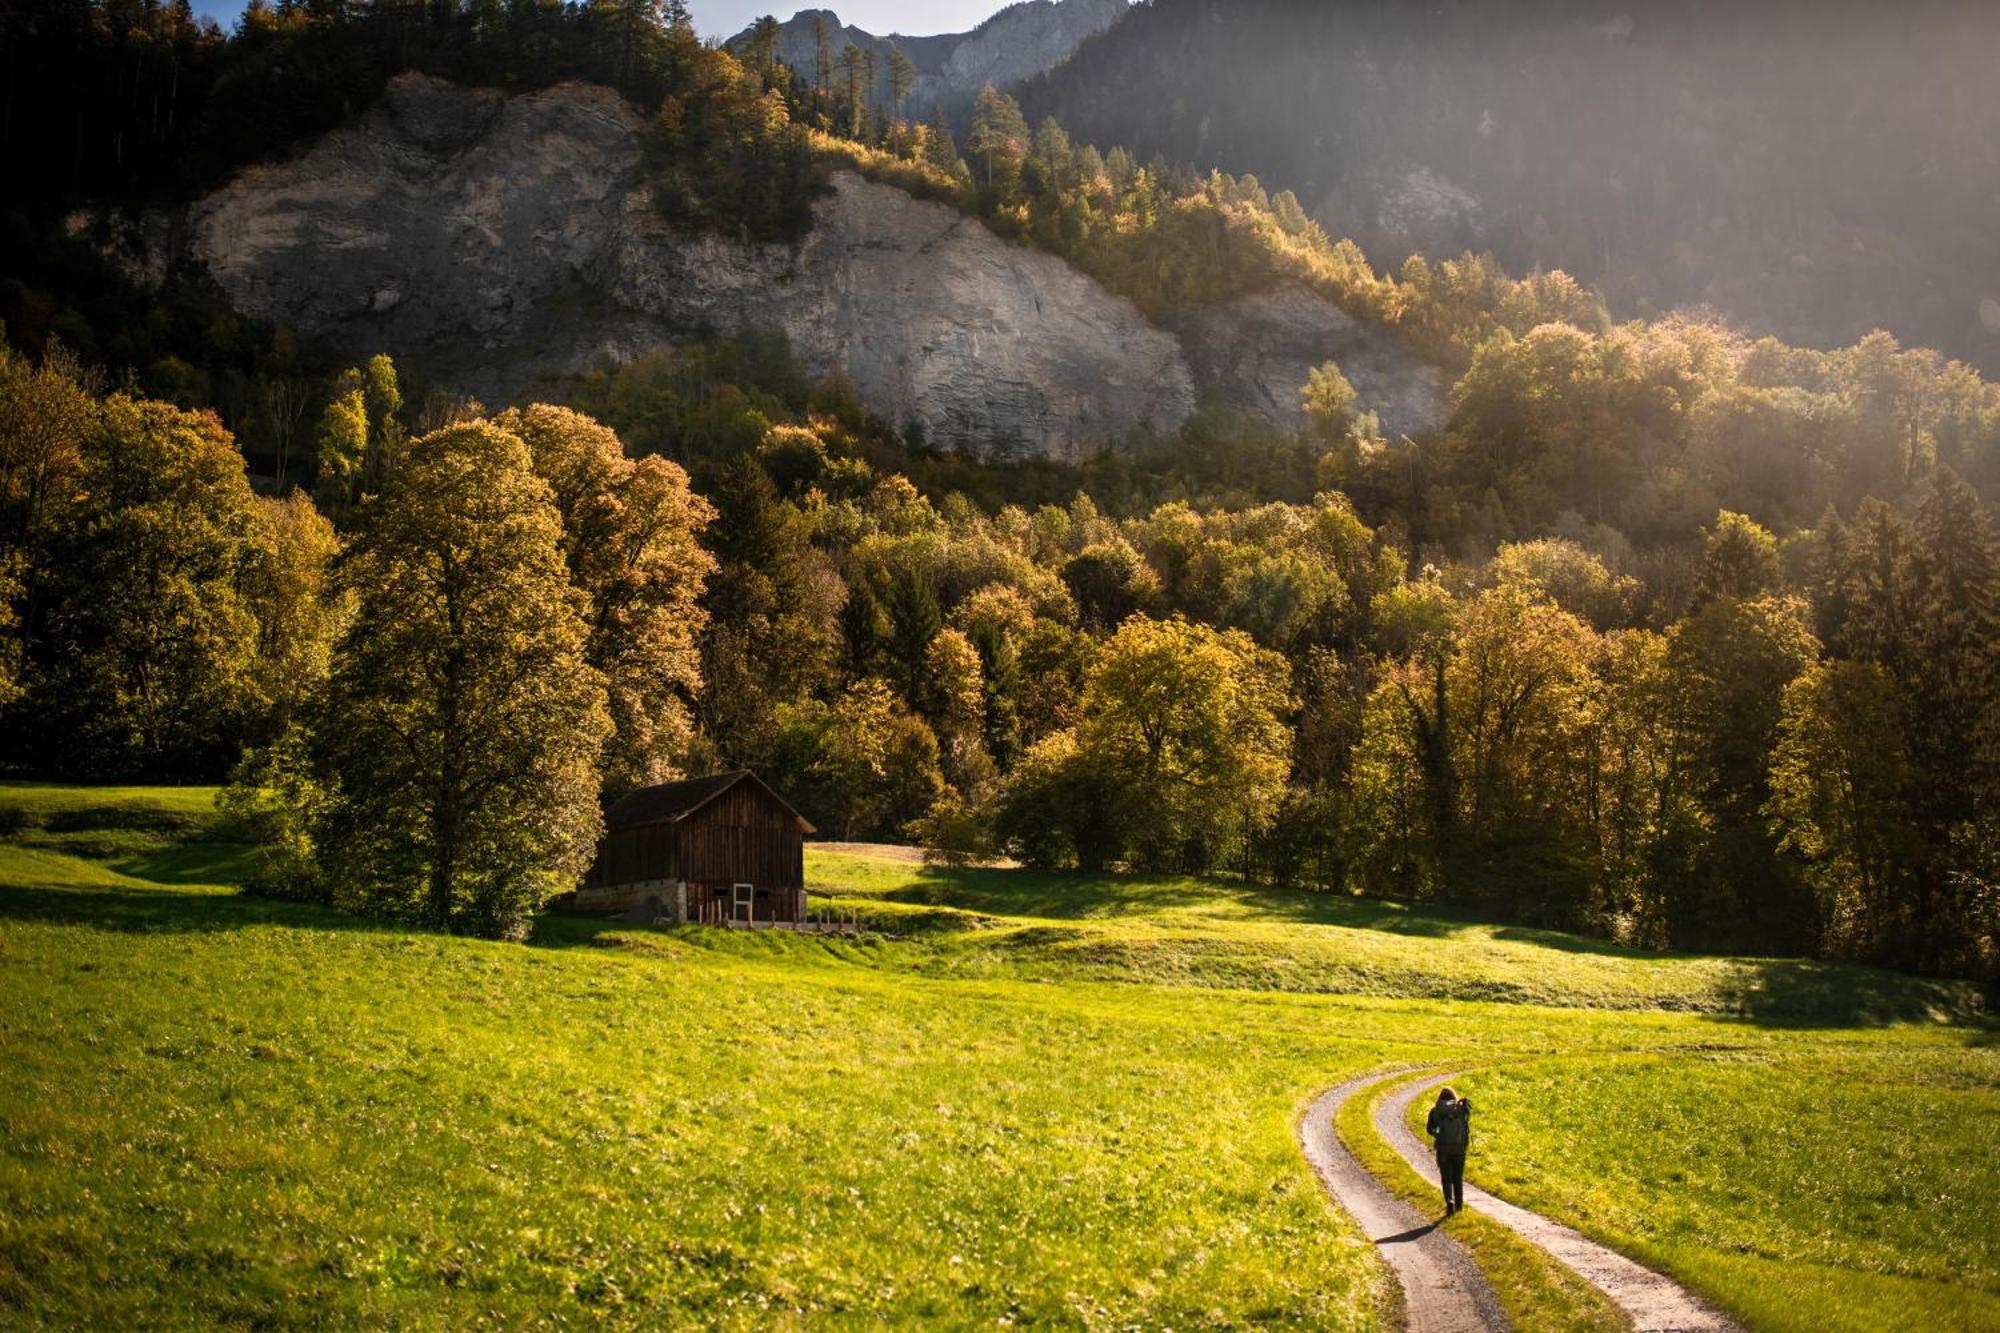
left=911, top=792, right=998, bottom=870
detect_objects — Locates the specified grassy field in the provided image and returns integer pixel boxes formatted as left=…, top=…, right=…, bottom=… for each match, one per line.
left=0, top=784, right=1993, bottom=1328
left=805, top=851, right=1981, bottom=1022
left=1334, top=1073, right=1625, bottom=1333
left=1443, top=1046, right=2000, bottom=1333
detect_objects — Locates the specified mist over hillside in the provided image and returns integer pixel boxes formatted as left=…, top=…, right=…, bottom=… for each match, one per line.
left=1017, top=0, right=2000, bottom=371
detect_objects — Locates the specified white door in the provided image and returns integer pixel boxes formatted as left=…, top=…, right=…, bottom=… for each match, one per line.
left=732, top=883, right=753, bottom=922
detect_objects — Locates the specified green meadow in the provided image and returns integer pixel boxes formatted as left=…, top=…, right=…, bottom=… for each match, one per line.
left=0, top=784, right=1993, bottom=1329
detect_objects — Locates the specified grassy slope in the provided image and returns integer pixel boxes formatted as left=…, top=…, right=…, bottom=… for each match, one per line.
left=0, top=787, right=1992, bottom=1328
left=806, top=852, right=1983, bottom=1023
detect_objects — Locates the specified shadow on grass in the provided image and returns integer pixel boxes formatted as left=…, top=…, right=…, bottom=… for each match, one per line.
left=0, top=881, right=402, bottom=938
left=873, top=864, right=1506, bottom=940
left=1713, top=958, right=1988, bottom=1028
left=1486, top=925, right=1648, bottom=957
left=111, top=840, right=265, bottom=887
left=843, top=862, right=1991, bottom=1027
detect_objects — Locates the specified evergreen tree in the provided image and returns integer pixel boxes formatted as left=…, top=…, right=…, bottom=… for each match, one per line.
left=883, top=563, right=943, bottom=705
left=969, top=84, right=1029, bottom=200
left=1769, top=659, right=1918, bottom=956
left=887, top=43, right=915, bottom=118
left=743, top=15, right=781, bottom=81
left=924, top=105, right=963, bottom=176
left=810, top=12, right=831, bottom=96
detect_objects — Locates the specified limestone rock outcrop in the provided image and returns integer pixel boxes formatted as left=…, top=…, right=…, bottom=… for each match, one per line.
left=1173, top=289, right=1447, bottom=443
left=153, top=72, right=1446, bottom=458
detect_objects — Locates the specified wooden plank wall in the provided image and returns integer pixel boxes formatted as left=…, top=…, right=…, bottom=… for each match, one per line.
left=678, top=783, right=804, bottom=889
left=585, top=779, right=805, bottom=923
left=585, top=822, right=679, bottom=889
left=682, top=782, right=806, bottom=923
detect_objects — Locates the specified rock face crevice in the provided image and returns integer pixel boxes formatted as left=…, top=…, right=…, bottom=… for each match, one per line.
left=160, top=73, right=1443, bottom=459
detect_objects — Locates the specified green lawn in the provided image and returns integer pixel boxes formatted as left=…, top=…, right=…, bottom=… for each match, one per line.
left=0, top=786, right=1991, bottom=1328
left=1444, top=1047, right=2000, bottom=1333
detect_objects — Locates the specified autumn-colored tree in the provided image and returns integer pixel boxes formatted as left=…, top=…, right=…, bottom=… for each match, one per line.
left=1488, top=537, right=1638, bottom=629
left=1074, top=614, right=1290, bottom=870
left=310, top=387, right=367, bottom=516
left=495, top=404, right=715, bottom=794
left=305, top=422, right=611, bottom=939
left=1447, top=586, right=1600, bottom=849
left=0, top=339, right=94, bottom=560
left=1301, top=360, right=1357, bottom=442
left=1350, top=573, right=1460, bottom=890
left=28, top=396, right=262, bottom=777
left=241, top=490, right=343, bottom=737
left=923, top=625, right=992, bottom=797
left=993, top=728, right=1126, bottom=871
left=776, top=677, right=942, bottom=839
left=0, top=340, right=96, bottom=703
left=1352, top=581, right=1600, bottom=918
left=1694, top=510, right=1783, bottom=604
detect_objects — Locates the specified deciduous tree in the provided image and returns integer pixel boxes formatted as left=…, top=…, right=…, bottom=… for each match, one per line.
left=495, top=404, right=715, bottom=794
left=307, top=422, right=611, bottom=939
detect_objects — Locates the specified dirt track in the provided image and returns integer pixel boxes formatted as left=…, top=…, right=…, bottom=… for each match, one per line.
left=1298, top=1073, right=1509, bottom=1333
left=1303, top=1065, right=1745, bottom=1333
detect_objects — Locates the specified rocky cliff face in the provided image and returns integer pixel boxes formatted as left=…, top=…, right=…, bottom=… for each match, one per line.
left=1172, top=289, right=1446, bottom=443
left=160, top=73, right=1443, bottom=458
left=180, top=73, right=1189, bottom=459
left=925, top=0, right=1132, bottom=110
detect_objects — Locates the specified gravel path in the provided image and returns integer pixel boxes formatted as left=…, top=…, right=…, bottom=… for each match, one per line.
left=1298, top=1073, right=1510, bottom=1333
left=1375, top=1072, right=1744, bottom=1333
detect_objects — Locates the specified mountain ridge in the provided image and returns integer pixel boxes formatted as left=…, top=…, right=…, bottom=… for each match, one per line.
left=729, top=0, right=1131, bottom=117
left=1016, top=0, right=2000, bottom=374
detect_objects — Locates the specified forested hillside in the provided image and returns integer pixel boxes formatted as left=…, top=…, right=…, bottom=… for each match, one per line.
left=1017, top=0, right=2000, bottom=374
left=0, top=0, right=1995, bottom=993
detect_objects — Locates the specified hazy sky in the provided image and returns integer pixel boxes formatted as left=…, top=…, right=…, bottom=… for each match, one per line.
left=188, top=1, right=1011, bottom=41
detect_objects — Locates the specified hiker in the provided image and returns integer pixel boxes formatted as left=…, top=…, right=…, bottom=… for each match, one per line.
left=1425, top=1086, right=1472, bottom=1216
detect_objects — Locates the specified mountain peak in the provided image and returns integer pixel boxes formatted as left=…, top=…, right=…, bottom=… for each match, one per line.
left=730, top=0, right=1130, bottom=116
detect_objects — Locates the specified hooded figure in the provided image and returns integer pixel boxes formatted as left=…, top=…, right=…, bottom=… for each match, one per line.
left=1425, top=1087, right=1472, bottom=1216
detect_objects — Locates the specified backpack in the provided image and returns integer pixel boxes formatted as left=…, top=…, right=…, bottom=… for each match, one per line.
left=1434, top=1098, right=1470, bottom=1150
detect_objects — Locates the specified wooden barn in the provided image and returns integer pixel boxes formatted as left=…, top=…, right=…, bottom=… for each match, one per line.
left=576, top=771, right=816, bottom=924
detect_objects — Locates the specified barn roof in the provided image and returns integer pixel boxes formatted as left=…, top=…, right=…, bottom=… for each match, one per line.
left=603, top=770, right=816, bottom=834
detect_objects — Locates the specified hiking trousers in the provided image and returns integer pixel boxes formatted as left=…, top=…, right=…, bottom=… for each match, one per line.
left=1436, top=1147, right=1466, bottom=1212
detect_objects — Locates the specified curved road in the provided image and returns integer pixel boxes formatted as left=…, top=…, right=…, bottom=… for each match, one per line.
left=1298, top=1072, right=1509, bottom=1333
left=1301, top=1065, right=1746, bottom=1333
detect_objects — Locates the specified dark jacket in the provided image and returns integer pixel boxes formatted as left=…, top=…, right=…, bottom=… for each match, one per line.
left=1426, top=1096, right=1472, bottom=1151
